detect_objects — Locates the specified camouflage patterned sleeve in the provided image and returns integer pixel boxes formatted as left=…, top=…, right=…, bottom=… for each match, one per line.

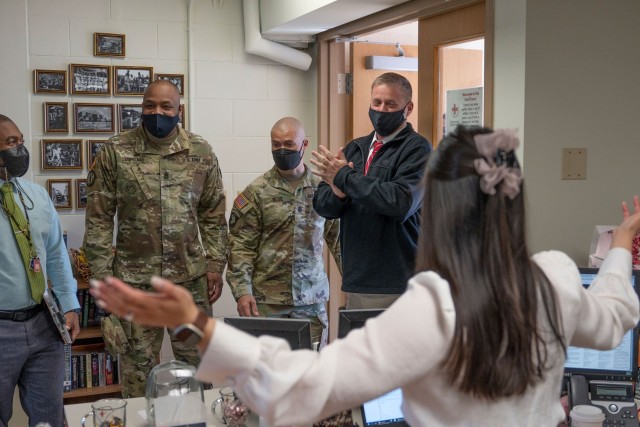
left=83, top=143, right=117, bottom=280
left=226, top=190, right=261, bottom=300
left=323, top=218, right=342, bottom=275
left=198, top=150, right=228, bottom=274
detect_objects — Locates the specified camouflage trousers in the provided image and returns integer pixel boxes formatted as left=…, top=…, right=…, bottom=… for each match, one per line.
left=118, top=274, right=211, bottom=398
left=256, top=302, right=328, bottom=349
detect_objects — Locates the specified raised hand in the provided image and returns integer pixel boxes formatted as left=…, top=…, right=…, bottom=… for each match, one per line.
left=612, top=195, right=640, bottom=252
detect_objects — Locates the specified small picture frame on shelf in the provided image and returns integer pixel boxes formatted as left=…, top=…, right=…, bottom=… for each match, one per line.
left=44, top=102, right=69, bottom=133
left=69, top=64, right=111, bottom=95
left=75, top=179, right=88, bottom=209
left=155, top=73, right=185, bottom=96
left=74, top=103, right=115, bottom=133
left=41, top=139, right=84, bottom=171
left=87, top=140, right=107, bottom=169
left=94, top=32, right=126, bottom=57
left=47, top=179, right=72, bottom=210
left=34, top=69, right=67, bottom=94
left=114, top=66, right=153, bottom=96
left=118, top=104, right=142, bottom=132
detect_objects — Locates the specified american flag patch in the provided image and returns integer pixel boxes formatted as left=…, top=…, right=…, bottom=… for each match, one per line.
left=234, top=193, right=249, bottom=210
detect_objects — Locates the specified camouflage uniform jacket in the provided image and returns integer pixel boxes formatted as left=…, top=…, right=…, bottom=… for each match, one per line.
left=227, top=165, right=341, bottom=306
left=84, top=126, right=228, bottom=284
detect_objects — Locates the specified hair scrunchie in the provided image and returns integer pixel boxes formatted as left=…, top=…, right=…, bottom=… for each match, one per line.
left=473, top=129, right=523, bottom=200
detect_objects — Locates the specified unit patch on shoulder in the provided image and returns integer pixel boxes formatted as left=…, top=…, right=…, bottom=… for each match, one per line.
left=87, top=170, right=96, bottom=187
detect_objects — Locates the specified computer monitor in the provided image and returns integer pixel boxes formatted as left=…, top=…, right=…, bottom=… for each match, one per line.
left=563, top=267, right=640, bottom=383
left=338, top=309, right=408, bottom=427
left=223, top=316, right=313, bottom=350
left=337, top=309, right=385, bottom=339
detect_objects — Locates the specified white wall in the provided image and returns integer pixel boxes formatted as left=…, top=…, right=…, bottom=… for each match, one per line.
left=493, top=0, right=526, bottom=164
left=0, top=0, right=317, bottom=318
left=520, top=0, right=640, bottom=264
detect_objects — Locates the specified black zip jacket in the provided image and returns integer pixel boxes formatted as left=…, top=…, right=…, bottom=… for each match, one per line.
left=313, top=123, right=432, bottom=294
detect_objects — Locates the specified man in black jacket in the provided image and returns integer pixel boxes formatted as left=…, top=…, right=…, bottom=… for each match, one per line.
left=311, top=72, right=432, bottom=309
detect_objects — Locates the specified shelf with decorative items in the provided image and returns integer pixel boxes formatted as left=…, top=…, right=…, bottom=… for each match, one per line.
left=63, top=248, right=122, bottom=404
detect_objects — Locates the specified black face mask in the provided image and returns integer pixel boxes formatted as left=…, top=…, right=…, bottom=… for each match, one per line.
left=272, top=147, right=304, bottom=171
left=142, top=113, right=180, bottom=138
left=0, top=144, right=30, bottom=178
left=368, top=106, right=407, bottom=137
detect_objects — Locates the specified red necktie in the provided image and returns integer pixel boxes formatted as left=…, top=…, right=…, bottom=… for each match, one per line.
left=364, top=140, right=384, bottom=175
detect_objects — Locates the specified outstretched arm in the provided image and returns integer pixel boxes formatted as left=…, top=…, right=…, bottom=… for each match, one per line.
left=91, top=276, right=215, bottom=353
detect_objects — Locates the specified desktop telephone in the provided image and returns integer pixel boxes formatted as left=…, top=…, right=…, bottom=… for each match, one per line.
left=568, top=375, right=639, bottom=426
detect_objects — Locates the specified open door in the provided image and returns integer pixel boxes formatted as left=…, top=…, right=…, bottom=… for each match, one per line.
left=418, top=1, right=491, bottom=146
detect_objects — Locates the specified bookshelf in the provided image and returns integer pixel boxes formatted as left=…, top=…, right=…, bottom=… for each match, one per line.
left=63, top=279, right=122, bottom=404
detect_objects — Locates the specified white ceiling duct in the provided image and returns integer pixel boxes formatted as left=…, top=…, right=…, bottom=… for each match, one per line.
left=243, top=0, right=312, bottom=71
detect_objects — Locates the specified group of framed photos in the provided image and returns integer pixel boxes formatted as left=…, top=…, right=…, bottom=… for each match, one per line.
left=41, top=139, right=105, bottom=171
left=34, top=33, right=181, bottom=212
left=43, top=139, right=105, bottom=211
left=43, top=102, right=185, bottom=134
left=35, top=67, right=184, bottom=97
left=47, top=178, right=87, bottom=210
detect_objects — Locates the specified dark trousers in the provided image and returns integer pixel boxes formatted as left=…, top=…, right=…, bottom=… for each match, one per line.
left=0, top=310, right=64, bottom=427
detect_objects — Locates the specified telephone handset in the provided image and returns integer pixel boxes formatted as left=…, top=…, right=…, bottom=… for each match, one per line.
left=568, top=375, right=591, bottom=408
left=567, top=374, right=639, bottom=426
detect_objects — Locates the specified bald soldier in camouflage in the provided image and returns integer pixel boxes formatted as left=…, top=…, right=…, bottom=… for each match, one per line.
left=227, top=117, right=341, bottom=347
left=84, top=80, right=228, bottom=397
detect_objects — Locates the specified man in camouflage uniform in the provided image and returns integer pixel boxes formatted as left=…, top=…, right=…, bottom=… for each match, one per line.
left=84, top=80, right=228, bottom=397
left=227, top=117, right=341, bottom=348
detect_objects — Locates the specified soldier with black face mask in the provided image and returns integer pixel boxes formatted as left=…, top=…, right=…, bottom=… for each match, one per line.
left=226, top=117, right=341, bottom=349
left=312, top=72, right=432, bottom=309
left=84, top=80, right=228, bottom=398
left=0, top=114, right=80, bottom=426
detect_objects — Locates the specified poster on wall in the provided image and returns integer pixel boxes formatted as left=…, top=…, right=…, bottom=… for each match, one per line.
left=444, top=87, right=483, bottom=136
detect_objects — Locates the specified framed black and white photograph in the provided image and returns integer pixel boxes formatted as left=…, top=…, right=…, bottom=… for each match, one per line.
left=94, top=32, right=125, bottom=57
left=87, top=140, right=106, bottom=168
left=114, top=66, right=153, bottom=96
left=41, top=139, right=84, bottom=171
left=69, top=64, right=111, bottom=95
left=155, top=73, right=185, bottom=96
left=75, top=179, right=88, bottom=209
left=34, top=69, right=67, bottom=94
left=74, top=103, right=115, bottom=133
left=44, top=102, right=69, bottom=133
left=118, top=104, right=142, bottom=132
left=47, top=179, right=72, bottom=210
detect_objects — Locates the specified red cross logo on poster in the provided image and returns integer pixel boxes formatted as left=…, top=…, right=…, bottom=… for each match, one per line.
left=451, top=104, right=459, bottom=118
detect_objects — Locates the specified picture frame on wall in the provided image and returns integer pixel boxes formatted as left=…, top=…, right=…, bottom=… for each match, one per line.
left=118, top=104, right=142, bottom=132
left=94, top=32, right=126, bottom=57
left=41, top=139, right=84, bottom=171
left=74, top=103, right=115, bottom=133
left=33, top=69, right=67, bottom=94
left=87, top=140, right=107, bottom=169
left=69, top=64, right=111, bottom=95
left=44, top=102, right=69, bottom=133
left=47, top=179, right=72, bottom=210
left=75, top=179, right=88, bottom=209
left=155, top=73, right=185, bottom=96
left=114, top=66, right=153, bottom=96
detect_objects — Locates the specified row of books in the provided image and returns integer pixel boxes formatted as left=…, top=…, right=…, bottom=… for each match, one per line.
left=76, top=288, right=108, bottom=328
left=63, top=344, right=121, bottom=392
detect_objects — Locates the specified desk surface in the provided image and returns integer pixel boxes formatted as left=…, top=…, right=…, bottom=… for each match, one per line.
left=64, top=388, right=365, bottom=427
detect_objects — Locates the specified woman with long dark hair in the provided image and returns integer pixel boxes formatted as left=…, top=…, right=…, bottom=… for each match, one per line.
left=90, top=126, right=640, bottom=426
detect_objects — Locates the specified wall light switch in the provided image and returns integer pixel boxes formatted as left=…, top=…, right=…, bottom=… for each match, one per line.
left=561, top=148, right=587, bottom=180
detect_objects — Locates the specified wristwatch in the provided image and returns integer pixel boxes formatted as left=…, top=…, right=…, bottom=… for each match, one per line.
left=171, top=309, right=209, bottom=347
